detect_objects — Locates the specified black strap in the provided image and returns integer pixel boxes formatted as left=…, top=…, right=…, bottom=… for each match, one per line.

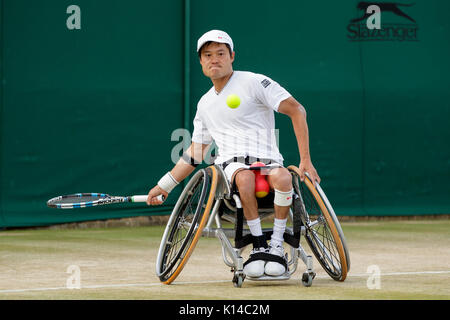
left=243, top=252, right=288, bottom=269
left=235, top=207, right=244, bottom=244
left=235, top=234, right=252, bottom=249
left=252, top=234, right=268, bottom=249
left=289, top=193, right=304, bottom=248
left=221, top=156, right=276, bottom=170
left=235, top=231, right=271, bottom=249
left=235, top=231, right=301, bottom=249
left=283, top=233, right=299, bottom=248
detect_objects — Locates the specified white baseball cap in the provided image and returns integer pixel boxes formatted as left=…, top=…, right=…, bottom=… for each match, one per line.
left=197, top=30, right=234, bottom=53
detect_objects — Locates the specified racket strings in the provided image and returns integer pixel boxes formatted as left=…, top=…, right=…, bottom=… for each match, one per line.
left=48, top=193, right=108, bottom=205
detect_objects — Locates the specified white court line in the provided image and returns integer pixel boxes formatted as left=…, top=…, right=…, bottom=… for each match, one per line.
left=1, top=270, right=449, bottom=294
left=346, top=270, right=450, bottom=277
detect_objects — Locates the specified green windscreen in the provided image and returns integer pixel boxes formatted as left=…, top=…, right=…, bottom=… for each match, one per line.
left=1, top=0, right=449, bottom=227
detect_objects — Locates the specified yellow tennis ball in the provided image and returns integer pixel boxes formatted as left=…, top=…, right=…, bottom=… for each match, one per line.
left=226, top=94, right=241, bottom=109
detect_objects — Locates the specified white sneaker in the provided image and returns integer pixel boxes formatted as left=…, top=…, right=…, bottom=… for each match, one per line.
left=243, top=247, right=268, bottom=278
left=264, top=244, right=288, bottom=276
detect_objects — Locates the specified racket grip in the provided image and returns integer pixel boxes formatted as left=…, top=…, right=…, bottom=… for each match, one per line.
left=131, top=195, right=165, bottom=203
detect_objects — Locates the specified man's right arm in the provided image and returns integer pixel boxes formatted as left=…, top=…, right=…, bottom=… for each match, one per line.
left=146, top=142, right=210, bottom=205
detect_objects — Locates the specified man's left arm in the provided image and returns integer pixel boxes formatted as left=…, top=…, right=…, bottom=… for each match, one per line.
left=277, top=96, right=321, bottom=185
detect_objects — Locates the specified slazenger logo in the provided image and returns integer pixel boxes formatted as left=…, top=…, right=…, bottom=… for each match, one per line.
left=347, top=2, right=419, bottom=42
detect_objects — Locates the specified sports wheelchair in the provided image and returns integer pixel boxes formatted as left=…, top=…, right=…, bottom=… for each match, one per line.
left=155, top=164, right=350, bottom=287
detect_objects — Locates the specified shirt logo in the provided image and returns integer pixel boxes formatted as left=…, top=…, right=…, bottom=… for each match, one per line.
left=261, top=79, right=271, bottom=88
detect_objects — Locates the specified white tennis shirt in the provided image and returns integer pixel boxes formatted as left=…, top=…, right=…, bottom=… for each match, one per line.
left=192, top=71, right=292, bottom=165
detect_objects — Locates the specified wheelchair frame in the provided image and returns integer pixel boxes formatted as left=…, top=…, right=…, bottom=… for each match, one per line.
left=155, top=164, right=350, bottom=288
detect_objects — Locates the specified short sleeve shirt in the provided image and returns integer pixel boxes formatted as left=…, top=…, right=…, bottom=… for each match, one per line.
left=191, top=71, right=291, bottom=165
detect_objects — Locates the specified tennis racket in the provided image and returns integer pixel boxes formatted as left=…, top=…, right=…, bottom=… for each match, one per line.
left=47, top=193, right=164, bottom=209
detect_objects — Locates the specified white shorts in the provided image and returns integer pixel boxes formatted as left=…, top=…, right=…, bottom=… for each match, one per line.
left=222, top=162, right=282, bottom=184
left=223, top=162, right=249, bottom=183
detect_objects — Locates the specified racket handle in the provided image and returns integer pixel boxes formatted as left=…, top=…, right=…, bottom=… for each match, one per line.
left=130, top=195, right=165, bottom=203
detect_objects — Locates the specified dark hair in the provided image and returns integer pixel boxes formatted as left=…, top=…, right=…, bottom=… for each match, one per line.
left=198, top=41, right=233, bottom=58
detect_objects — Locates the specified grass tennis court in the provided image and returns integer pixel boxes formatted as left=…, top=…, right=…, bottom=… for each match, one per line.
left=0, top=219, right=449, bottom=300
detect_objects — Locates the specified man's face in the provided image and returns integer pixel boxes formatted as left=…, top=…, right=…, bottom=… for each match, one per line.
left=199, top=42, right=235, bottom=80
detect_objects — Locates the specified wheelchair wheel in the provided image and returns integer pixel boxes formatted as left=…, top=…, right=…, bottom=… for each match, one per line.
left=156, top=166, right=218, bottom=284
left=288, top=166, right=350, bottom=281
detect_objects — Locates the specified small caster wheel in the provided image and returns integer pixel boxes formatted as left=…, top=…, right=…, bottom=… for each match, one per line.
left=302, top=272, right=314, bottom=287
left=232, top=273, right=245, bottom=288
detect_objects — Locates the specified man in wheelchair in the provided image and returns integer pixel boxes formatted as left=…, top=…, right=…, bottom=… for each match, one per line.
left=147, top=29, right=320, bottom=279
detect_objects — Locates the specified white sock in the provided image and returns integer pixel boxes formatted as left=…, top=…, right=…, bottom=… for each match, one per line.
left=246, top=217, right=263, bottom=237
left=271, top=218, right=287, bottom=247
